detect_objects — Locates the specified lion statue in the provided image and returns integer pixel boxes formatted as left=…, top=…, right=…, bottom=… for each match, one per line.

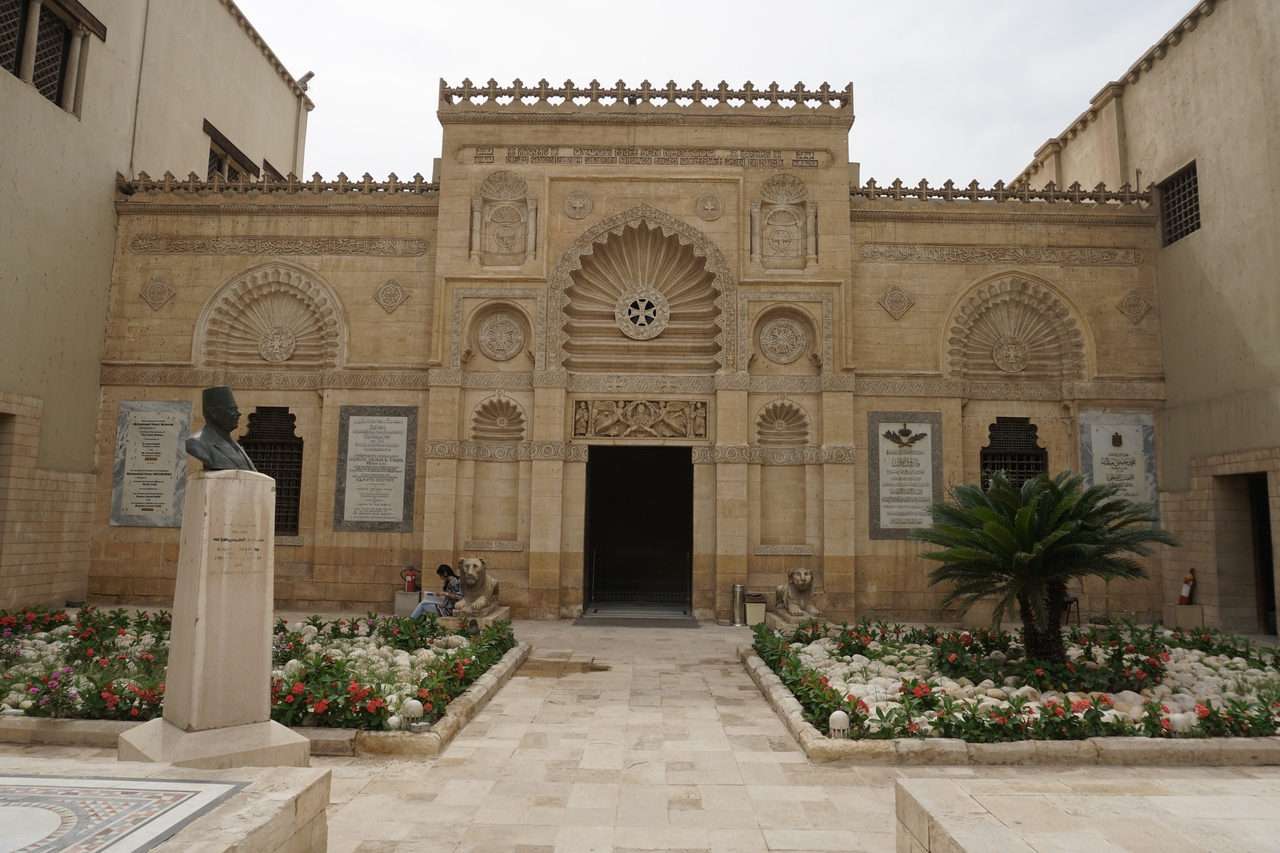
left=775, top=568, right=822, bottom=620
left=454, top=556, right=500, bottom=618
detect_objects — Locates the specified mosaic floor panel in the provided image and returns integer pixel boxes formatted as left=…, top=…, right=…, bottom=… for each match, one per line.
left=0, top=775, right=243, bottom=853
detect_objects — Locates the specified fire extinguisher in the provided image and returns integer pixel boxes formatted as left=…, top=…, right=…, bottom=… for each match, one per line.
left=401, top=567, right=419, bottom=593
left=1178, top=568, right=1196, bottom=605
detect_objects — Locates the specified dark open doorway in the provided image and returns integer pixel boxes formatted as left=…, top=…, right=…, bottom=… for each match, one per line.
left=584, top=446, right=692, bottom=609
left=1248, top=473, right=1276, bottom=634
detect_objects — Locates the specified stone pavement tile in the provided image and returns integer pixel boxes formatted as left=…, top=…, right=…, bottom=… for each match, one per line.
left=760, top=828, right=865, bottom=851
left=326, top=818, right=417, bottom=853
left=454, top=823, right=560, bottom=852
left=853, top=830, right=895, bottom=853
left=522, top=806, right=617, bottom=826
left=824, top=786, right=897, bottom=816
left=615, top=800, right=671, bottom=827
left=667, top=808, right=759, bottom=829
left=553, top=825, right=614, bottom=853
left=567, top=781, right=620, bottom=809
left=706, top=827, right=770, bottom=853
left=745, top=783, right=831, bottom=803
left=972, top=795, right=1085, bottom=832
left=613, top=825, right=710, bottom=849
left=735, top=761, right=789, bottom=785
left=1153, top=793, right=1280, bottom=819
left=799, top=800, right=892, bottom=832
left=696, top=783, right=754, bottom=812
left=746, top=799, right=817, bottom=830
left=1016, top=831, right=1129, bottom=853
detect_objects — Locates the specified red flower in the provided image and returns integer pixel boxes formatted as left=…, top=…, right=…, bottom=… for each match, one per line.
left=291, top=681, right=306, bottom=695
left=313, top=699, right=329, bottom=714
left=284, top=695, right=295, bottom=703
left=1195, top=704, right=1210, bottom=718
left=1160, top=718, right=1172, bottom=731
left=1035, top=668, right=1044, bottom=677
left=130, top=708, right=139, bottom=716
left=948, top=653, right=958, bottom=663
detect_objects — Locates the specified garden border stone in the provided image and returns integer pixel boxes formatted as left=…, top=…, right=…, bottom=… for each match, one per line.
left=0, top=641, right=531, bottom=758
left=738, top=644, right=1280, bottom=766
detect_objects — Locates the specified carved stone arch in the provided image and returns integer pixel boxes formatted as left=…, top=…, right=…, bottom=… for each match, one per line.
left=465, top=301, right=533, bottom=366
left=755, top=399, right=811, bottom=446
left=548, top=203, right=737, bottom=374
left=471, top=395, right=527, bottom=442
left=751, top=305, right=818, bottom=371
left=194, top=263, right=345, bottom=370
left=945, top=273, right=1087, bottom=382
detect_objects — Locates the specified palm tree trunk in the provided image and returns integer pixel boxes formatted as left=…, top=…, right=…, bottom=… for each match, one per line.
left=1018, top=582, right=1068, bottom=664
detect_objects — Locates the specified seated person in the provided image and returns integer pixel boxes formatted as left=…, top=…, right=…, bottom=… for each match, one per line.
left=412, top=564, right=463, bottom=618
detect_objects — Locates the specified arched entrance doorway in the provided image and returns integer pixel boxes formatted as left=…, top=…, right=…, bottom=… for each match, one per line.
left=584, top=446, right=692, bottom=613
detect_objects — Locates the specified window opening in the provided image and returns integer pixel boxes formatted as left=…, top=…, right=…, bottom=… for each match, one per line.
left=980, top=417, right=1047, bottom=489
left=1161, top=162, right=1201, bottom=245
left=203, top=118, right=259, bottom=180
left=239, top=407, right=303, bottom=536
left=30, top=2, right=66, bottom=102
left=2, top=0, right=104, bottom=113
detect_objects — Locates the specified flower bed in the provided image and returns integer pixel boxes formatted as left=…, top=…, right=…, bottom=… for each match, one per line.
left=754, top=619, right=1280, bottom=742
left=1, top=606, right=516, bottom=730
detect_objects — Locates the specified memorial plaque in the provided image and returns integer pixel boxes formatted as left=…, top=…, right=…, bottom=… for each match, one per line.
left=110, top=401, right=191, bottom=527
left=333, top=406, right=417, bottom=532
left=869, top=411, right=943, bottom=540
left=1080, top=413, right=1156, bottom=506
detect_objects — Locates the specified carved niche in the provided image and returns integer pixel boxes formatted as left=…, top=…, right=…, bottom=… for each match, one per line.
left=752, top=307, right=818, bottom=373
left=464, top=303, right=532, bottom=368
left=752, top=174, right=815, bottom=270
left=946, top=275, right=1086, bottom=382
left=195, top=263, right=344, bottom=370
left=471, top=394, right=527, bottom=442
left=471, top=170, right=536, bottom=265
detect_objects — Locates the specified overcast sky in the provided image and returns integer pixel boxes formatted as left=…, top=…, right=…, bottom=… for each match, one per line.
left=234, top=0, right=1194, bottom=186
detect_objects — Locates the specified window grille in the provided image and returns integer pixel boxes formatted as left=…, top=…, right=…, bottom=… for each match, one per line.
left=239, top=407, right=304, bottom=537
left=980, top=417, right=1047, bottom=489
left=30, top=3, right=66, bottom=102
left=1161, top=162, right=1201, bottom=245
left=207, top=148, right=222, bottom=181
left=0, top=0, right=21, bottom=75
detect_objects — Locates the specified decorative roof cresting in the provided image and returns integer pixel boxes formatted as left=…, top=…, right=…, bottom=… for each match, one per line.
left=439, top=79, right=852, bottom=112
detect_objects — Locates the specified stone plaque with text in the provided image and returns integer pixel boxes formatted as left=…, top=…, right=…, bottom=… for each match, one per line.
left=333, top=406, right=417, bottom=532
left=1079, top=413, right=1156, bottom=506
left=110, top=401, right=191, bottom=527
left=868, top=411, right=943, bottom=540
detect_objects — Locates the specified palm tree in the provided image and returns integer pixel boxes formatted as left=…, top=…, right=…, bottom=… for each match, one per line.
left=912, top=470, right=1178, bottom=664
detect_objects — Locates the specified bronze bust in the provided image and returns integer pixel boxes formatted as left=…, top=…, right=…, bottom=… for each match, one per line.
left=185, top=386, right=257, bottom=472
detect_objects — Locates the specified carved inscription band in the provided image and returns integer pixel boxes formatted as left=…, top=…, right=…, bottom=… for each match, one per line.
left=477, top=146, right=831, bottom=169
left=859, top=244, right=1143, bottom=265
left=129, top=236, right=430, bottom=256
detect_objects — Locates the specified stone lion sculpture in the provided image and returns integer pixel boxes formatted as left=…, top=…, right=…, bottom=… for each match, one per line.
left=775, top=568, right=822, bottom=619
left=454, top=556, right=500, bottom=618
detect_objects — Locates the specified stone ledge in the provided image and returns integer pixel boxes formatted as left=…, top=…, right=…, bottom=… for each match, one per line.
left=738, top=644, right=1280, bottom=766
left=0, top=642, right=532, bottom=758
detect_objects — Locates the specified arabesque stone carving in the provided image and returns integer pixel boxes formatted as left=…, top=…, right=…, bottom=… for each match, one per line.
left=129, top=236, right=428, bottom=256
left=140, top=278, right=175, bottom=311
left=878, top=286, right=914, bottom=320
left=455, top=556, right=500, bottom=618
left=374, top=280, right=409, bottom=313
left=775, top=568, right=822, bottom=619
left=1116, top=290, right=1152, bottom=324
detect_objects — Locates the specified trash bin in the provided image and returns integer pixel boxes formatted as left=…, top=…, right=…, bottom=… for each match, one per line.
left=745, top=593, right=767, bottom=626
left=731, top=583, right=746, bottom=626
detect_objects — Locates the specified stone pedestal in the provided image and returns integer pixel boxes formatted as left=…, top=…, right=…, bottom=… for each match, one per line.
left=440, top=606, right=511, bottom=630
left=1163, top=603, right=1205, bottom=628
left=119, top=470, right=309, bottom=769
left=394, top=590, right=420, bottom=617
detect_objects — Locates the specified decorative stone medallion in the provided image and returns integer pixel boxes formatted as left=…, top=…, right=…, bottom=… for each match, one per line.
left=991, top=335, right=1030, bottom=373
left=614, top=287, right=670, bottom=341
left=1116, top=290, right=1152, bottom=324
left=375, top=279, right=409, bottom=313
left=564, top=191, right=593, bottom=219
left=695, top=193, right=723, bottom=221
left=758, top=318, right=807, bottom=364
left=477, top=312, right=525, bottom=361
left=140, top=277, right=175, bottom=311
left=878, top=285, right=915, bottom=320
left=258, top=325, right=297, bottom=362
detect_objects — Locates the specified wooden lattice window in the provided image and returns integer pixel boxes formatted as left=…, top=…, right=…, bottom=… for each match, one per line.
left=1161, top=162, right=1201, bottom=246
left=1, top=0, right=23, bottom=76
left=239, top=407, right=303, bottom=536
left=29, top=2, right=66, bottom=102
left=980, top=417, right=1047, bottom=489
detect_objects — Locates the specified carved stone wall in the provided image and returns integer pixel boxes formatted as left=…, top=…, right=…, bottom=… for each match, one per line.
left=946, top=275, right=1087, bottom=382
left=472, top=170, right=536, bottom=266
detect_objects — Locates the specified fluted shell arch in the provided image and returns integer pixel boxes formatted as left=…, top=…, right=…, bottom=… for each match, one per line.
left=549, top=204, right=736, bottom=374
left=755, top=400, right=811, bottom=446
left=946, top=275, right=1086, bottom=382
left=195, top=264, right=345, bottom=370
left=471, top=396, right=526, bottom=442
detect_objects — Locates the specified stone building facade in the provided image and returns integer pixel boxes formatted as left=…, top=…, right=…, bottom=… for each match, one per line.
left=93, top=80, right=1166, bottom=622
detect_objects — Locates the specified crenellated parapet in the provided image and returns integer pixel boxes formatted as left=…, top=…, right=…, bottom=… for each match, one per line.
left=114, top=172, right=439, bottom=215
left=850, top=179, right=1152, bottom=206
left=438, top=79, right=854, bottom=127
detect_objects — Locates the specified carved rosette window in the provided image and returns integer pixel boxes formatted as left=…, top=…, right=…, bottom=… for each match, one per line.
left=197, top=265, right=344, bottom=370
left=752, top=174, right=815, bottom=270
left=563, top=217, right=722, bottom=374
left=238, top=407, right=303, bottom=536
left=471, top=170, right=536, bottom=266
left=946, top=276, right=1085, bottom=382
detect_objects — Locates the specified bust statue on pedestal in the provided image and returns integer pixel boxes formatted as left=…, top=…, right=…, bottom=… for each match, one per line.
left=185, top=385, right=257, bottom=472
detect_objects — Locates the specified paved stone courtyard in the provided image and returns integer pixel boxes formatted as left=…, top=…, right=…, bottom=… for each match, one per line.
left=4, top=619, right=1280, bottom=852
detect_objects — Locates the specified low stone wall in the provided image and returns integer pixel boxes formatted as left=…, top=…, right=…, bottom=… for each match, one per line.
left=0, top=641, right=531, bottom=757
left=740, top=644, right=1280, bottom=765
